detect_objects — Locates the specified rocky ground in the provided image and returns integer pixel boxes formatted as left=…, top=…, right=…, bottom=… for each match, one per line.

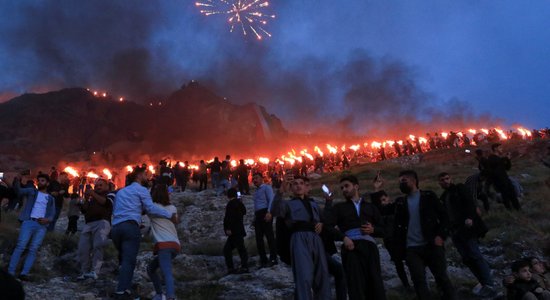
left=0, top=188, right=513, bottom=300
left=2, top=139, right=549, bottom=299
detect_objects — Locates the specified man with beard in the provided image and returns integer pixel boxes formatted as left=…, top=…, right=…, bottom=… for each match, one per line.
left=111, top=166, right=178, bottom=299
left=325, top=175, right=386, bottom=300
left=393, top=170, right=456, bottom=300
left=47, top=171, right=69, bottom=231
left=438, top=172, right=495, bottom=297
left=8, top=174, right=56, bottom=281
left=77, top=178, right=115, bottom=280
left=279, top=175, right=330, bottom=300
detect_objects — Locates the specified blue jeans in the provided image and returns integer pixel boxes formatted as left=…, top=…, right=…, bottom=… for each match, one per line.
left=111, top=221, right=142, bottom=292
left=8, top=220, right=48, bottom=275
left=452, top=235, right=494, bottom=286
left=211, top=172, right=220, bottom=189
left=147, top=248, right=177, bottom=298
left=217, top=179, right=231, bottom=195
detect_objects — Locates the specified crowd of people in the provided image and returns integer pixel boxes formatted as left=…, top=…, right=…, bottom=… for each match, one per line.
left=0, top=136, right=549, bottom=300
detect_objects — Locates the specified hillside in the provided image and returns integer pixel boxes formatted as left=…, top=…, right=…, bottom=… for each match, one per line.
left=0, top=82, right=288, bottom=170
left=0, top=138, right=548, bottom=299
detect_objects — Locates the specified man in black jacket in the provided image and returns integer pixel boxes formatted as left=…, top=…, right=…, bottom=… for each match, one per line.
left=487, top=143, right=520, bottom=210
left=223, top=188, right=248, bottom=274
left=393, top=170, right=456, bottom=300
left=325, top=175, right=386, bottom=300
left=438, top=172, right=495, bottom=297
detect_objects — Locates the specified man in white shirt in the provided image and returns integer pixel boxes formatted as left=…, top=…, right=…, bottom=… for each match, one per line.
left=8, top=173, right=56, bottom=281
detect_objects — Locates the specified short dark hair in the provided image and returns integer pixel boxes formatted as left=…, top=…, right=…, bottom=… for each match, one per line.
left=511, top=259, right=530, bottom=273
left=491, top=143, right=501, bottom=152
left=370, top=190, right=388, bottom=206
left=438, top=172, right=450, bottom=179
left=399, top=170, right=419, bottom=188
left=59, top=171, right=67, bottom=176
left=37, top=173, right=50, bottom=182
left=252, top=172, right=263, bottom=178
left=475, top=149, right=483, bottom=156
left=128, top=166, right=147, bottom=182
left=340, top=175, right=359, bottom=185
left=293, top=175, right=308, bottom=182
left=227, top=188, right=238, bottom=199
left=152, top=184, right=171, bottom=206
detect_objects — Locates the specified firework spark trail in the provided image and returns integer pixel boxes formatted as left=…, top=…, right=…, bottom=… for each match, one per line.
left=196, top=0, right=275, bottom=40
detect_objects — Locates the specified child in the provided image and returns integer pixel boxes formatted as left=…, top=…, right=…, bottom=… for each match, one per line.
left=506, top=259, right=550, bottom=300
left=529, top=257, right=550, bottom=290
left=147, top=184, right=180, bottom=300
left=66, top=193, right=80, bottom=235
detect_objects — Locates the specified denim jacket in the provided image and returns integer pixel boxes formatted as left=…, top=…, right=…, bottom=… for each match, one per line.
left=15, top=181, right=56, bottom=222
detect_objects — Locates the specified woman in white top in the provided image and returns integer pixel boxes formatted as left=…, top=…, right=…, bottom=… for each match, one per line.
left=147, top=184, right=180, bottom=300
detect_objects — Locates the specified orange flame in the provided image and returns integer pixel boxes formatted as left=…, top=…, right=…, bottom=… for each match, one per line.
left=102, top=168, right=113, bottom=179
left=258, top=157, right=270, bottom=164
left=64, top=166, right=79, bottom=177
left=468, top=129, right=477, bottom=134
left=87, top=171, right=99, bottom=179
left=371, top=141, right=382, bottom=149
left=126, top=165, right=134, bottom=172
left=148, top=165, right=155, bottom=174
left=349, top=144, right=360, bottom=151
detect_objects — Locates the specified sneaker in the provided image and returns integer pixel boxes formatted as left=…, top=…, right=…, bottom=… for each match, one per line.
left=236, top=267, right=250, bottom=274
left=226, top=268, right=237, bottom=275
left=83, top=271, right=98, bottom=280
left=75, top=273, right=86, bottom=281
left=477, top=285, right=497, bottom=298
left=17, top=274, right=32, bottom=282
left=151, top=294, right=165, bottom=300
left=472, top=283, right=483, bottom=295
left=113, top=290, right=140, bottom=300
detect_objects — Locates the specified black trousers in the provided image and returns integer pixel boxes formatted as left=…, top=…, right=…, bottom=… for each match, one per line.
left=493, top=177, right=521, bottom=210
left=327, top=253, right=347, bottom=300
left=406, top=244, right=456, bottom=300
left=238, top=179, right=249, bottom=195
left=66, top=215, right=79, bottom=234
left=341, top=240, right=386, bottom=300
left=199, top=174, right=207, bottom=191
left=223, top=235, right=248, bottom=270
left=254, top=209, right=277, bottom=264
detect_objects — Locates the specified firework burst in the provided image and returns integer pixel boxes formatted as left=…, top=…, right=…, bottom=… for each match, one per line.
left=196, top=0, right=275, bottom=40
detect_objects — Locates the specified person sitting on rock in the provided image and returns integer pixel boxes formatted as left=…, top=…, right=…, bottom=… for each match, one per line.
left=223, top=188, right=248, bottom=274
left=505, top=259, right=550, bottom=300
left=528, top=257, right=550, bottom=291
left=147, top=184, right=180, bottom=300
left=76, top=178, right=114, bottom=280
left=8, top=173, right=56, bottom=281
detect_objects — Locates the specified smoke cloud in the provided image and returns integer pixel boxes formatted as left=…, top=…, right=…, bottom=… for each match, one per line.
left=0, top=1, right=497, bottom=138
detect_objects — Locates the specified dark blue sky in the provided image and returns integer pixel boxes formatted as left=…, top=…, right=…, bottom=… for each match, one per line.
left=1, top=1, right=548, bottom=133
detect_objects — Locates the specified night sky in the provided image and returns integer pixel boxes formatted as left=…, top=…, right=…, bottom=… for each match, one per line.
left=0, top=1, right=548, bottom=133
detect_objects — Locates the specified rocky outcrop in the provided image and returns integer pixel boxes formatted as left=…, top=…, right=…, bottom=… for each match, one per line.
left=0, top=82, right=288, bottom=170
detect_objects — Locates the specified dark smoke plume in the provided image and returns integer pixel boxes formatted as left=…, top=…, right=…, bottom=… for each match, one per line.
left=0, top=1, right=496, bottom=138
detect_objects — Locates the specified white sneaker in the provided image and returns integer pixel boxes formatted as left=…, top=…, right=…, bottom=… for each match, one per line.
left=83, top=271, right=98, bottom=280
left=75, top=274, right=86, bottom=281
left=472, top=282, right=483, bottom=295
left=152, top=294, right=166, bottom=300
